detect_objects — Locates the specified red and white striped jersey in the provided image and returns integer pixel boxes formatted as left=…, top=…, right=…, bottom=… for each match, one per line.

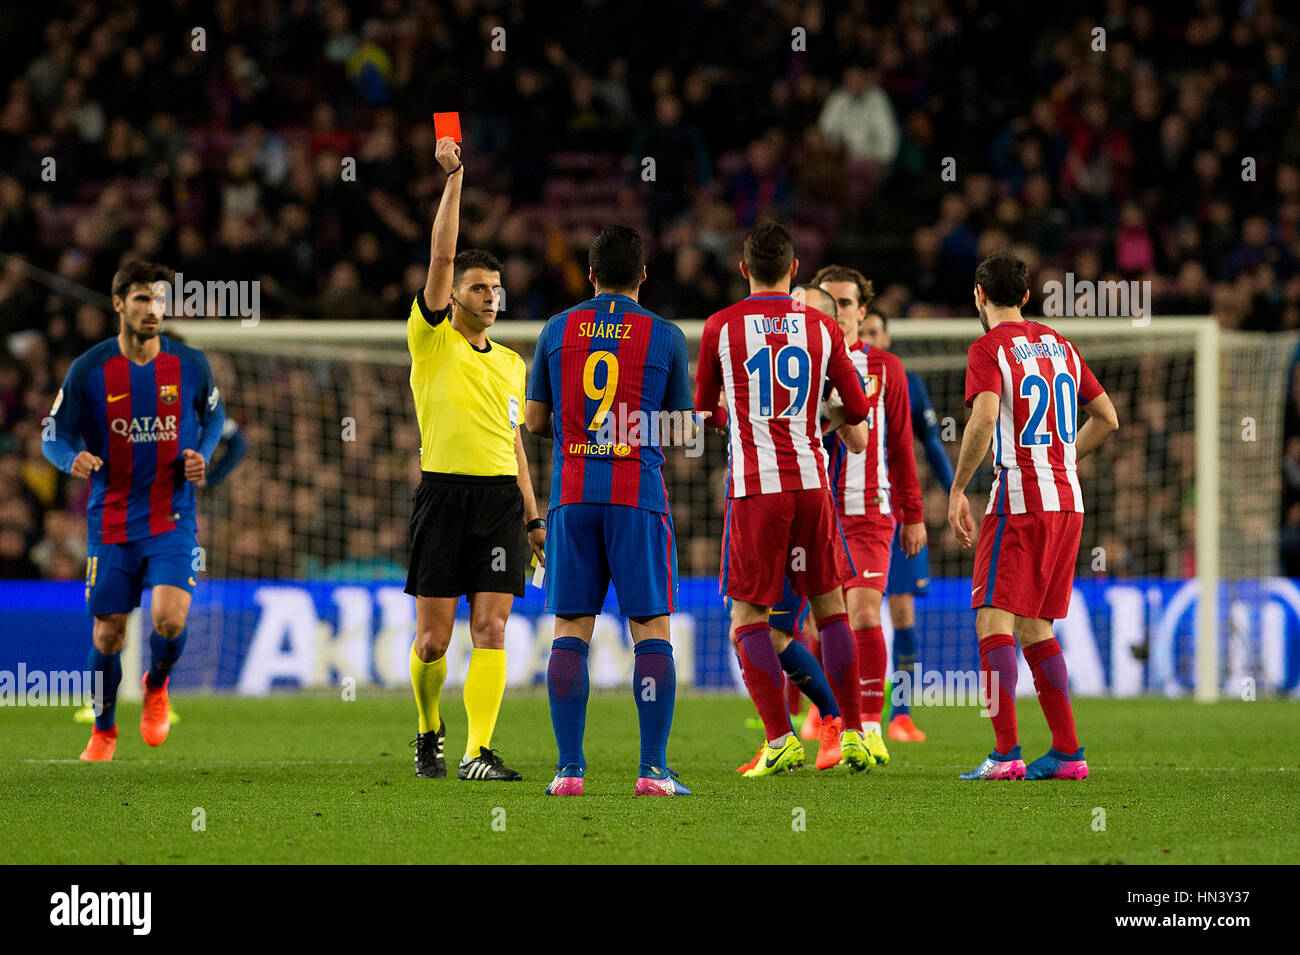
left=828, top=343, right=923, bottom=522
left=695, top=293, right=868, bottom=498
left=965, top=320, right=1104, bottom=515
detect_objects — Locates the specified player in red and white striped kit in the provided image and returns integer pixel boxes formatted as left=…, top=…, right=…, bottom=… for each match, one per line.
left=948, top=251, right=1118, bottom=781
left=812, top=266, right=927, bottom=767
left=695, top=221, right=876, bottom=776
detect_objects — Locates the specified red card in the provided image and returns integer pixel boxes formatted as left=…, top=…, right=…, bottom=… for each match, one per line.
left=433, top=112, right=462, bottom=143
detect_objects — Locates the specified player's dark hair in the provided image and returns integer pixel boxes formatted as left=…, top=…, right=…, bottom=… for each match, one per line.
left=868, top=311, right=888, bottom=331
left=974, top=251, right=1030, bottom=308
left=743, top=220, right=795, bottom=286
left=452, top=249, right=503, bottom=285
left=812, top=264, right=875, bottom=311
left=588, top=225, right=645, bottom=291
left=111, top=259, right=174, bottom=301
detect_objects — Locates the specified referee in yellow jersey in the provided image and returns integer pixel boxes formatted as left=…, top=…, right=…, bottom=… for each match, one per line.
left=406, top=135, right=546, bottom=781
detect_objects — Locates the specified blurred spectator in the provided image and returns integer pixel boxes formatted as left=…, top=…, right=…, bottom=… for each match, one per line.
left=0, top=0, right=1298, bottom=581
left=0, top=524, right=38, bottom=578
left=817, top=65, right=900, bottom=166
left=629, top=93, right=712, bottom=235
left=725, top=134, right=793, bottom=229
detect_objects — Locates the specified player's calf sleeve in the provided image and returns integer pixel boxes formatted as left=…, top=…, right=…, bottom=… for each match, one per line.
left=815, top=613, right=858, bottom=726
left=146, top=628, right=187, bottom=689
left=978, top=634, right=1019, bottom=753
left=1022, top=637, right=1080, bottom=754
left=777, top=638, right=840, bottom=720
left=409, top=643, right=447, bottom=735
left=463, top=647, right=507, bottom=759
left=736, top=623, right=792, bottom=742
left=851, top=623, right=886, bottom=726
left=548, top=637, right=590, bottom=768
left=87, top=647, right=122, bottom=732
left=892, top=626, right=918, bottom=717
left=632, top=639, right=675, bottom=769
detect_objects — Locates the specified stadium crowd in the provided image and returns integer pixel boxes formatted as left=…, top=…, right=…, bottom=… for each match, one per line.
left=1, top=0, right=1297, bottom=580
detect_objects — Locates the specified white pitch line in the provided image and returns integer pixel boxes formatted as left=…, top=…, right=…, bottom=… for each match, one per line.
left=11, top=758, right=386, bottom=765
left=918, top=764, right=1294, bottom=773
left=8, top=760, right=1295, bottom=772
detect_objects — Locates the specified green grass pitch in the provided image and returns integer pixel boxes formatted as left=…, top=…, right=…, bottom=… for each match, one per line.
left=2, top=692, right=1295, bottom=864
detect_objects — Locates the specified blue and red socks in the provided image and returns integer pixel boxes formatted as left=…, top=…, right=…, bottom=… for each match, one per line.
left=547, top=636, right=590, bottom=769
left=979, top=633, right=1019, bottom=753
left=777, top=638, right=839, bottom=719
left=633, top=638, right=676, bottom=770
left=816, top=613, right=859, bottom=728
left=892, top=625, right=917, bottom=717
left=736, top=622, right=790, bottom=742
left=1023, top=637, right=1079, bottom=754
left=87, top=646, right=122, bottom=731
left=146, top=628, right=187, bottom=689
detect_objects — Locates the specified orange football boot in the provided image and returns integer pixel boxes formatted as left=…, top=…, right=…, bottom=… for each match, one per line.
left=888, top=714, right=927, bottom=742
left=140, top=674, right=172, bottom=746
left=814, top=715, right=844, bottom=769
left=737, top=740, right=765, bottom=774
left=80, top=725, right=117, bottom=761
left=799, top=704, right=822, bottom=741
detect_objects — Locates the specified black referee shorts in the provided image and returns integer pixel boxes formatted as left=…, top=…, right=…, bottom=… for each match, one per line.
left=405, top=472, right=526, bottom=599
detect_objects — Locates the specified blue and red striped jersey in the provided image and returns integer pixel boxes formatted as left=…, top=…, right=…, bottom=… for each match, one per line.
left=528, top=292, right=693, bottom=514
left=44, top=335, right=226, bottom=544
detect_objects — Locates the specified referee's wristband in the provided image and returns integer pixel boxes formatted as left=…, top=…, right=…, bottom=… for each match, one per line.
left=446, top=162, right=463, bottom=176
left=526, top=517, right=546, bottom=533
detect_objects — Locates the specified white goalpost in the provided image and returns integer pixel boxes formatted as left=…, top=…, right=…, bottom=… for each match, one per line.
left=174, top=315, right=1287, bottom=702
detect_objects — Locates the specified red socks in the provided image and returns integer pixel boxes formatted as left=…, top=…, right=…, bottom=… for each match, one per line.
left=852, top=624, right=886, bottom=725
left=979, top=633, right=1019, bottom=754
left=816, top=613, right=860, bottom=730
left=1023, top=637, right=1079, bottom=754
left=736, top=623, right=791, bottom=742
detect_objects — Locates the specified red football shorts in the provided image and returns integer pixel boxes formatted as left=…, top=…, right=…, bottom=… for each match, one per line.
left=971, top=510, right=1083, bottom=620
left=840, top=511, right=896, bottom=593
left=722, top=489, right=853, bottom=606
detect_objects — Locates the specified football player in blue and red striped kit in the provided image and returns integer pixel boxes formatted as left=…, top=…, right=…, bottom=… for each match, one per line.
left=43, top=260, right=226, bottom=761
left=526, top=226, right=695, bottom=796
left=861, top=309, right=956, bottom=743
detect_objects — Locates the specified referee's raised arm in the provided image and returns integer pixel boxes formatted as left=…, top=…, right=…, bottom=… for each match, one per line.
left=424, top=136, right=464, bottom=312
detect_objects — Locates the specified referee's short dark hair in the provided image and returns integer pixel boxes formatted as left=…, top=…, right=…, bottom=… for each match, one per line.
left=589, top=226, right=645, bottom=291
left=453, top=249, right=503, bottom=285
left=743, top=220, right=795, bottom=286
left=112, top=259, right=174, bottom=301
left=974, top=250, right=1030, bottom=308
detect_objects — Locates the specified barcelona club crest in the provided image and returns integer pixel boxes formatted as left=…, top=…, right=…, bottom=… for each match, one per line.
left=863, top=374, right=880, bottom=400
left=159, top=384, right=179, bottom=404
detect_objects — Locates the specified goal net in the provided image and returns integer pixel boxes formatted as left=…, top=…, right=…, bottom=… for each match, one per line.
left=159, top=315, right=1294, bottom=703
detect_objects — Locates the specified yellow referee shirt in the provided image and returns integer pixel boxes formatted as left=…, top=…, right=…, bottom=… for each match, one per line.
left=407, top=293, right=526, bottom=476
